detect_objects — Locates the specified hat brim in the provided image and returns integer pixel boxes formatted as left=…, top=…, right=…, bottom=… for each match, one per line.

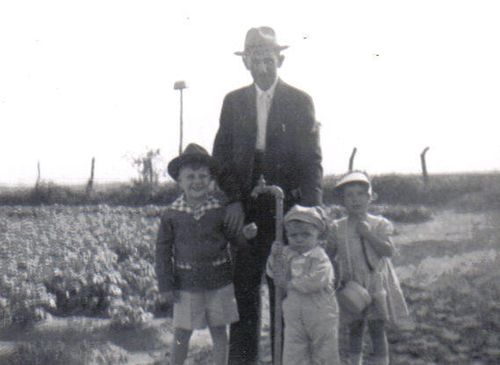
left=167, top=154, right=218, bottom=180
left=333, top=172, right=371, bottom=192
left=234, top=45, right=289, bottom=56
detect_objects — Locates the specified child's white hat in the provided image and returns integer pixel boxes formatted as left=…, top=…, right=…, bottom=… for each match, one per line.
left=334, top=171, right=373, bottom=195
left=284, top=204, right=327, bottom=234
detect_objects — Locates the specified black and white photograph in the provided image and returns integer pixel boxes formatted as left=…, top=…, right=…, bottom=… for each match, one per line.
left=1, top=1, right=499, bottom=364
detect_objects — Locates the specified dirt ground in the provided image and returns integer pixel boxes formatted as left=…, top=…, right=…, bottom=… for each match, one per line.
left=1, top=208, right=499, bottom=364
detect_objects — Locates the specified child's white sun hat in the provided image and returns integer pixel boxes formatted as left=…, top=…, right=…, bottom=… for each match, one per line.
left=334, top=171, right=373, bottom=196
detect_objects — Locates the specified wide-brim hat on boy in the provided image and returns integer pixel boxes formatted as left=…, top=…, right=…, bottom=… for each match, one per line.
left=284, top=204, right=327, bottom=235
left=167, top=143, right=218, bottom=180
left=333, top=170, right=373, bottom=196
left=234, top=26, right=289, bottom=56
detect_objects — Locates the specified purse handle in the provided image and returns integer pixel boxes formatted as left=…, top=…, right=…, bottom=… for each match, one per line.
left=360, top=237, right=374, bottom=272
left=344, top=220, right=374, bottom=279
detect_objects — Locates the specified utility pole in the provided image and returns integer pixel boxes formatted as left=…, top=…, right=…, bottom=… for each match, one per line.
left=174, top=80, right=188, bottom=155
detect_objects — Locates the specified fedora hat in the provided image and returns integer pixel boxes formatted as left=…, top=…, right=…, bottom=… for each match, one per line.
left=234, top=26, right=289, bottom=56
left=167, top=143, right=218, bottom=180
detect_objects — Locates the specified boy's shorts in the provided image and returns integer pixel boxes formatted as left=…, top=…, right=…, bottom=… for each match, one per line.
left=173, top=283, right=239, bottom=330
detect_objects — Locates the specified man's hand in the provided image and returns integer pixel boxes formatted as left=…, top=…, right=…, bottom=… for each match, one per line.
left=224, top=201, right=245, bottom=236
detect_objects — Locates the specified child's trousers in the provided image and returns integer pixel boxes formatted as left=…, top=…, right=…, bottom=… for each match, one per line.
left=282, top=289, right=341, bottom=365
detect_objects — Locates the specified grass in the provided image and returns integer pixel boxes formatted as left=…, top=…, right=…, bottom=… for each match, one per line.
left=324, top=171, right=500, bottom=209
left=1, top=172, right=500, bottom=211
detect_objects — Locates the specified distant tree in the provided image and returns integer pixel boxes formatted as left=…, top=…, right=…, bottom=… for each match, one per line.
left=128, top=149, right=165, bottom=198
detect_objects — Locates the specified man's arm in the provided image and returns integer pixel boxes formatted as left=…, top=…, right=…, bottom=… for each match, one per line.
left=213, top=94, right=242, bottom=203
left=295, top=94, right=323, bottom=206
left=213, top=94, right=245, bottom=234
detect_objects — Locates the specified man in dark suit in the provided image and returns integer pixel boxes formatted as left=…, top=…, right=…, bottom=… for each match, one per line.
left=212, top=26, right=323, bottom=365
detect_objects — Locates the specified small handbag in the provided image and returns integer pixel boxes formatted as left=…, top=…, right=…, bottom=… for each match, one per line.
left=337, top=235, right=373, bottom=314
left=337, top=280, right=372, bottom=314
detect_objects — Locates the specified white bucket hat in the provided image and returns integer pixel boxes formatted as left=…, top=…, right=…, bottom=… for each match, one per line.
left=334, top=171, right=373, bottom=196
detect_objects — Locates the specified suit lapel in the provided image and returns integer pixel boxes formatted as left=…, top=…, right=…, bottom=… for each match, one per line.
left=242, top=85, right=257, bottom=149
left=266, top=79, right=286, bottom=146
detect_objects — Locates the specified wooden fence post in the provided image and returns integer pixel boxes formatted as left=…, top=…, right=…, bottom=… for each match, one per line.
left=420, top=147, right=430, bottom=184
left=86, top=157, right=95, bottom=194
left=35, top=161, right=41, bottom=188
left=349, top=147, right=357, bottom=172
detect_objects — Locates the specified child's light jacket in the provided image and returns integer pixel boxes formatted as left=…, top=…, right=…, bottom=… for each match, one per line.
left=329, top=214, right=410, bottom=326
left=266, top=245, right=335, bottom=294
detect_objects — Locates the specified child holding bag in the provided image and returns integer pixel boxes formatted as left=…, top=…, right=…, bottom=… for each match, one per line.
left=329, top=171, right=410, bottom=365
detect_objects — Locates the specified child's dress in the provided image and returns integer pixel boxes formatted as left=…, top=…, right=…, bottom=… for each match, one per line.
left=330, top=214, right=409, bottom=327
left=267, top=245, right=341, bottom=365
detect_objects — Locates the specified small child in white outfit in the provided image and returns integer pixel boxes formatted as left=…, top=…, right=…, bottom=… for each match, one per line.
left=267, top=205, right=341, bottom=365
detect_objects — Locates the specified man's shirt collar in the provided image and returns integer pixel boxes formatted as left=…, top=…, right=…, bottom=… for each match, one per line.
left=255, top=77, right=279, bottom=99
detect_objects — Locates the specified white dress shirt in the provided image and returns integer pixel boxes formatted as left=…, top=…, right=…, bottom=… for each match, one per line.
left=255, top=79, right=278, bottom=151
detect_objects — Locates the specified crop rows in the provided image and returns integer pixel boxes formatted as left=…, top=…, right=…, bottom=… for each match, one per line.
left=0, top=205, right=162, bottom=329
left=1, top=205, right=499, bottom=364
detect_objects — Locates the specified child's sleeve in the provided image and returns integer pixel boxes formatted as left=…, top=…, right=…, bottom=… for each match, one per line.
left=289, top=253, right=334, bottom=293
left=155, top=212, right=175, bottom=292
left=371, top=217, right=396, bottom=257
left=324, top=221, right=339, bottom=262
left=266, top=244, right=288, bottom=280
left=376, top=217, right=395, bottom=245
left=266, top=254, right=275, bottom=279
left=377, top=217, right=395, bottom=237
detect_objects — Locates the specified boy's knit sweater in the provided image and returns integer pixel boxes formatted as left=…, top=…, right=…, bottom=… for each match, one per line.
left=155, top=195, right=233, bottom=292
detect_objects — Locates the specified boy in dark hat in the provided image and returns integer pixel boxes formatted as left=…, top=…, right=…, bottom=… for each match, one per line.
left=156, top=143, right=253, bottom=365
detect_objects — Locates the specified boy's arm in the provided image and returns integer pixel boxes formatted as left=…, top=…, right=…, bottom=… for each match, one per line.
left=265, top=253, right=275, bottom=279
left=155, top=213, right=175, bottom=292
left=266, top=242, right=288, bottom=288
left=289, top=253, right=334, bottom=293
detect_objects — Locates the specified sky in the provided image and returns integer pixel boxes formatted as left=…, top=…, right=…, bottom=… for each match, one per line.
left=1, top=0, right=499, bottom=186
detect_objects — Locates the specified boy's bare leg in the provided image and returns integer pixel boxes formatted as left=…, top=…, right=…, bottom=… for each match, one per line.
left=209, top=325, right=228, bottom=365
left=172, top=328, right=193, bottom=365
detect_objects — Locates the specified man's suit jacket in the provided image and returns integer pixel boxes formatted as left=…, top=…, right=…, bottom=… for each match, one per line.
left=212, top=79, right=323, bottom=210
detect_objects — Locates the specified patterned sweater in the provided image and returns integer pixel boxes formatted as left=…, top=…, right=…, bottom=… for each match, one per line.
left=155, top=195, right=233, bottom=292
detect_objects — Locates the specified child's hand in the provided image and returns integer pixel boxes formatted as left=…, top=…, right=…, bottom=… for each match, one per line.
left=242, top=222, right=258, bottom=240
left=356, top=220, right=372, bottom=238
left=271, top=240, right=284, bottom=255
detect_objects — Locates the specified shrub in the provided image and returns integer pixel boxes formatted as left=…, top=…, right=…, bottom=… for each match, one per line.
left=323, top=172, right=500, bottom=208
left=324, top=204, right=433, bottom=224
